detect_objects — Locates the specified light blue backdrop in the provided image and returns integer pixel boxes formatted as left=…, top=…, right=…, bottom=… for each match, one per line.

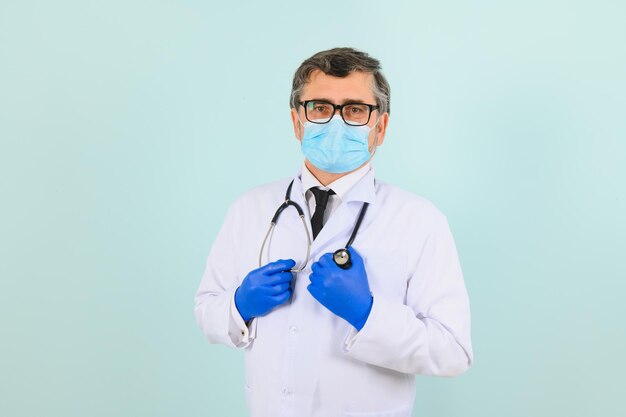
left=1, top=1, right=624, bottom=416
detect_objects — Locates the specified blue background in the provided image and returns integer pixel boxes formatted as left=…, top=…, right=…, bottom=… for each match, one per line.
left=1, top=1, right=625, bottom=416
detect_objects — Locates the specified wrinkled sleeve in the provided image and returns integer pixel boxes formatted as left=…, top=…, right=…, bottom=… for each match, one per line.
left=342, top=211, right=473, bottom=376
left=194, top=200, right=257, bottom=349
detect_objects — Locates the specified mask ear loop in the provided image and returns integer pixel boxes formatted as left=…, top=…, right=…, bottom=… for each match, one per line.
left=296, top=112, right=306, bottom=127
left=295, top=106, right=310, bottom=134
left=367, top=114, right=383, bottom=158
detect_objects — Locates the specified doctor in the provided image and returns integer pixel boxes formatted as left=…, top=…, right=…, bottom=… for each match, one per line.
left=194, top=47, right=473, bottom=417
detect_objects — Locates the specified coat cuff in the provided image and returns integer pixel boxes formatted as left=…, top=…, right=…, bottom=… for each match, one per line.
left=342, top=291, right=381, bottom=352
left=229, top=289, right=257, bottom=348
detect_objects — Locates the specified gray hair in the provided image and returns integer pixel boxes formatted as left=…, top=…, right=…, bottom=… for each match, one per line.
left=289, top=47, right=391, bottom=115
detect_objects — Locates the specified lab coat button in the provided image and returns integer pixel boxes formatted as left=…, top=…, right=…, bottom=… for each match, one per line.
left=282, top=387, right=293, bottom=396
left=289, top=325, right=298, bottom=334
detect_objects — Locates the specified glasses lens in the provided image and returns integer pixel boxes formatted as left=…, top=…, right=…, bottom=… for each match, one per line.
left=305, top=101, right=334, bottom=123
left=342, top=104, right=371, bottom=126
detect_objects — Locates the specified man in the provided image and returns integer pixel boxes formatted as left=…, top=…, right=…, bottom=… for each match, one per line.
left=194, top=47, right=473, bottom=417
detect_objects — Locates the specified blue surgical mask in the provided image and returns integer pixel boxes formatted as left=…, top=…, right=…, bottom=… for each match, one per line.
left=300, top=115, right=376, bottom=174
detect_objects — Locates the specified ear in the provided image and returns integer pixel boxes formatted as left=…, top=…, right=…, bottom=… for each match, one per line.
left=291, top=108, right=304, bottom=141
left=374, top=112, right=389, bottom=146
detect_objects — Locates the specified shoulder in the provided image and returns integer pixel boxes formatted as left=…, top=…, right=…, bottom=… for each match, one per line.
left=374, top=178, right=447, bottom=222
left=376, top=178, right=447, bottom=226
left=228, top=175, right=294, bottom=211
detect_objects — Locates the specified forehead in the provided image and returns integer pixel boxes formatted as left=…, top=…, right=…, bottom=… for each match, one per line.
left=300, top=69, right=376, bottom=103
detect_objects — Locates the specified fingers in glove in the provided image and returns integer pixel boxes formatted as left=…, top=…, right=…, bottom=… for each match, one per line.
left=260, top=259, right=296, bottom=275
left=264, top=281, right=291, bottom=295
left=269, top=289, right=292, bottom=305
left=317, top=253, right=335, bottom=267
left=264, top=270, right=294, bottom=286
left=307, top=283, right=325, bottom=301
left=311, top=261, right=324, bottom=274
left=308, top=272, right=324, bottom=286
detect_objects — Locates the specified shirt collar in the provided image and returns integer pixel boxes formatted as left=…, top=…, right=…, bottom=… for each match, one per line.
left=299, top=160, right=375, bottom=203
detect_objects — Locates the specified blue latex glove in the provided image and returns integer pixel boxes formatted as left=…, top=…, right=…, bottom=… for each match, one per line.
left=234, top=259, right=295, bottom=322
left=307, top=246, right=373, bottom=331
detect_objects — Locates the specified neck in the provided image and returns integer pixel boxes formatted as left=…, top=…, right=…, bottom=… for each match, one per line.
left=304, top=159, right=367, bottom=186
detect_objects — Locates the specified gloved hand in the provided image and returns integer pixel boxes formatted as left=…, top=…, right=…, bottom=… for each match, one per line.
left=307, top=246, right=373, bottom=331
left=234, top=259, right=295, bottom=322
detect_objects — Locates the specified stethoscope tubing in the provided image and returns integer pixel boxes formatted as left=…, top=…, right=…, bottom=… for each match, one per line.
left=259, top=179, right=368, bottom=272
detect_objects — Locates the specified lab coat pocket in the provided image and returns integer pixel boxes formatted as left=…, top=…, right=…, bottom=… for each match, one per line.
left=343, top=403, right=413, bottom=417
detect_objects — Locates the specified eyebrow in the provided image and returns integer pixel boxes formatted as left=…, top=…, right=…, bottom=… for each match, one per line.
left=306, top=97, right=371, bottom=105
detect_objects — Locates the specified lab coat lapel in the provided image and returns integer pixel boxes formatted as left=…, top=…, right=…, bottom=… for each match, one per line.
left=308, top=167, right=377, bottom=257
left=287, top=170, right=312, bottom=230
left=273, top=171, right=313, bottom=247
left=260, top=175, right=313, bottom=268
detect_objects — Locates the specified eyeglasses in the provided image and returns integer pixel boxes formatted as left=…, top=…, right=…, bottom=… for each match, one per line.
left=298, top=100, right=379, bottom=126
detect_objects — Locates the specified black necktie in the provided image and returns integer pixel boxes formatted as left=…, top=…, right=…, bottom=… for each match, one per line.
left=309, top=187, right=336, bottom=240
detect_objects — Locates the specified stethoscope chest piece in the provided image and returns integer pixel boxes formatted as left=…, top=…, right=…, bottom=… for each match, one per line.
left=333, top=248, right=352, bottom=269
left=331, top=198, right=370, bottom=270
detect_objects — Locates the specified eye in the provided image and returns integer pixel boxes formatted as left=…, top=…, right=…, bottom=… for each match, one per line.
left=346, top=104, right=366, bottom=114
left=308, top=102, right=332, bottom=114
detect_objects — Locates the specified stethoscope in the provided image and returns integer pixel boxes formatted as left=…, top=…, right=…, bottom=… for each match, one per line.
left=259, top=179, right=369, bottom=273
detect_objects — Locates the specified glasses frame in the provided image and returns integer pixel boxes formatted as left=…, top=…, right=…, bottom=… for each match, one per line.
left=298, top=100, right=380, bottom=126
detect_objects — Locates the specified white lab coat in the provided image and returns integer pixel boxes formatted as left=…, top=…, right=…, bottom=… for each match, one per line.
left=194, top=166, right=473, bottom=417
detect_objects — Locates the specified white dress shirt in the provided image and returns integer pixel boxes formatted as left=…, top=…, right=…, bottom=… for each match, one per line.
left=300, top=160, right=372, bottom=227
